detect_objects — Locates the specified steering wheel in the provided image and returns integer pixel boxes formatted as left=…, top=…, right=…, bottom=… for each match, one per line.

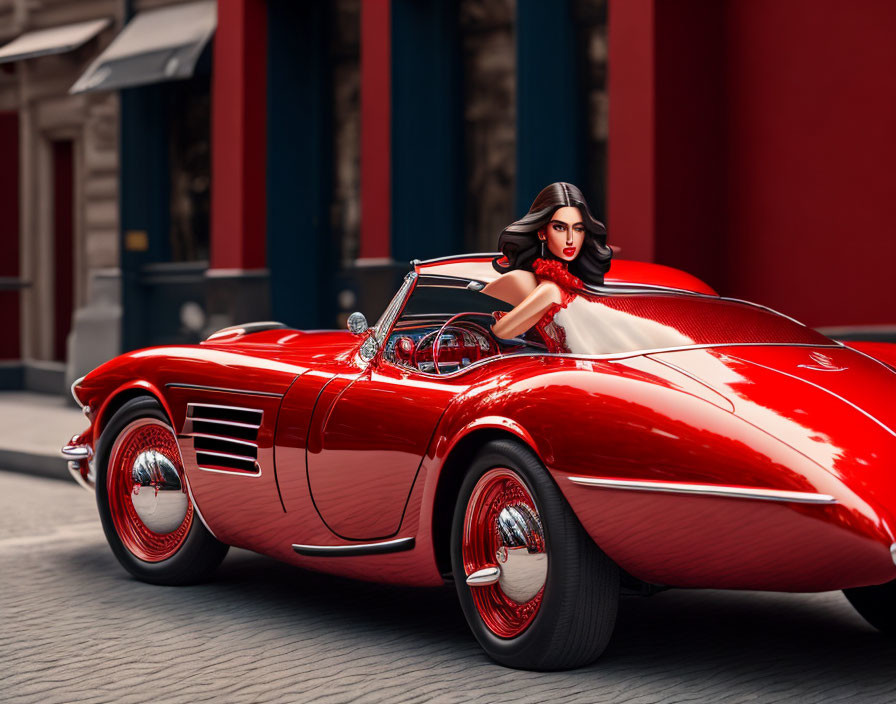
left=431, top=312, right=502, bottom=375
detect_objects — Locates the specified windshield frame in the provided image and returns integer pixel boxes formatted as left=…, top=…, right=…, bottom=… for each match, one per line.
left=372, top=271, right=417, bottom=349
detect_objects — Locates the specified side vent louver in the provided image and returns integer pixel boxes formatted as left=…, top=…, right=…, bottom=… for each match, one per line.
left=185, top=403, right=262, bottom=474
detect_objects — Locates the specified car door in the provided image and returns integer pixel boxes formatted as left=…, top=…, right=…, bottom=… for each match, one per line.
left=305, top=273, right=509, bottom=540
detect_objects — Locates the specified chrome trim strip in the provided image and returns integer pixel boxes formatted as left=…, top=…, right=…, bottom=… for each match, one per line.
left=836, top=340, right=896, bottom=376
left=417, top=252, right=499, bottom=265
left=719, top=296, right=808, bottom=327
left=187, top=401, right=264, bottom=412
left=190, top=433, right=258, bottom=448
left=194, top=465, right=262, bottom=478
left=373, top=272, right=417, bottom=348
left=196, top=449, right=257, bottom=463
left=185, top=403, right=264, bottom=420
left=292, top=537, right=415, bottom=557
left=573, top=341, right=836, bottom=359
left=567, top=476, right=837, bottom=504
left=187, top=417, right=261, bottom=429
left=61, top=444, right=92, bottom=459
left=594, top=283, right=710, bottom=296
left=169, top=383, right=282, bottom=398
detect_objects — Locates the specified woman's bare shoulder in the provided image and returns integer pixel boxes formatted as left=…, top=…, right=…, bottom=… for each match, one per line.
left=532, top=279, right=563, bottom=305
left=482, top=269, right=537, bottom=305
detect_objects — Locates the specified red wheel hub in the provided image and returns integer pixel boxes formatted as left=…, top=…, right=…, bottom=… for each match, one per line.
left=463, top=468, right=547, bottom=638
left=107, top=419, right=193, bottom=562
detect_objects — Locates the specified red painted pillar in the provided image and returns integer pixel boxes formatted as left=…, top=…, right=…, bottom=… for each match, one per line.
left=607, top=0, right=656, bottom=263
left=608, top=0, right=726, bottom=292
left=360, top=0, right=391, bottom=261
left=210, top=0, right=267, bottom=271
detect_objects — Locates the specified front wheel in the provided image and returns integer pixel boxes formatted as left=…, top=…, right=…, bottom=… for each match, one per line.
left=844, top=579, right=896, bottom=634
left=96, top=396, right=229, bottom=585
left=450, top=439, right=620, bottom=670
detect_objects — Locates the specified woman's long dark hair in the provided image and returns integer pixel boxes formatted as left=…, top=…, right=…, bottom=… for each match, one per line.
left=492, top=182, right=612, bottom=286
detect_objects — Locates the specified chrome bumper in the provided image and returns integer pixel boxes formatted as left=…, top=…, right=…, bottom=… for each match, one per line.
left=61, top=443, right=95, bottom=491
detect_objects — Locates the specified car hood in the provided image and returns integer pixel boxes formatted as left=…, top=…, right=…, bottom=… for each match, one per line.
left=200, top=328, right=362, bottom=369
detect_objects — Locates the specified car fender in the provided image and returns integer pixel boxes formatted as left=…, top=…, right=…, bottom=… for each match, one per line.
left=438, top=415, right=542, bottom=464
left=93, top=379, right=173, bottom=439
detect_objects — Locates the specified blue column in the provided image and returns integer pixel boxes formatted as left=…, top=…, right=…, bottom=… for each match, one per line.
left=266, top=0, right=332, bottom=328
left=515, top=0, right=583, bottom=215
left=390, top=0, right=463, bottom=262
left=119, top=84, right=170, bottom=350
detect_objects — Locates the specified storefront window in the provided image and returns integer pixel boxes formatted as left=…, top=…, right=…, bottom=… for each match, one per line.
left=168, top=75, right=210, bottom=262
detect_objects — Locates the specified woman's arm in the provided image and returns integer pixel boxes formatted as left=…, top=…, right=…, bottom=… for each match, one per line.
left=482, top=269, right=537, bottom=305
left=492, top=281, right=562, bottom=339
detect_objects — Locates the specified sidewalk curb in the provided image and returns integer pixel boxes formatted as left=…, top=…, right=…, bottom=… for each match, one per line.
left=0, top=449, right=71, bottom=483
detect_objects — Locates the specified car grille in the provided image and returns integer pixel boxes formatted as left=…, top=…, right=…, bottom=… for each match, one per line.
left=184, top=403, right=262, bottom=474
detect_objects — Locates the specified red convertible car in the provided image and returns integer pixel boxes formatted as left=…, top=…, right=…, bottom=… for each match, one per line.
left=63, top=253, right=896, bottom=670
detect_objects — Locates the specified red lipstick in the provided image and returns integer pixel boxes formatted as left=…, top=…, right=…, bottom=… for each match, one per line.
left=563, top=246, right=577, bottom=257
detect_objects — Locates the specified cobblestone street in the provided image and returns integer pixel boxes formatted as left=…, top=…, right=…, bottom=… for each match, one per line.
left=1, top=469, right=893, bottom=704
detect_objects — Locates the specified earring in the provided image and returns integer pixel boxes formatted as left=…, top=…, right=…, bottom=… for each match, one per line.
left=540, top=240, right=545, bottom=258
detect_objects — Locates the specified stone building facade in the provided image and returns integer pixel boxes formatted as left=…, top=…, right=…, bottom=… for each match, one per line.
left=0, top=0, right=123, bottom=390
left=0, top=0, right=211, bottom=393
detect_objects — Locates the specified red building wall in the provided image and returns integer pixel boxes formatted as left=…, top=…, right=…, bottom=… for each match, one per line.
left=724, top=0, right=896, bottom=327
left=609, top=0, right=896, bottom=328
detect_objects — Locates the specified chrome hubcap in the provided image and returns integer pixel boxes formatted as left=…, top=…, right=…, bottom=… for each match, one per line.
left=495, top=504, right=547, bottom=603
left=129, top=449, right=188, bottom=533
left=465, top=502, right=547, bottom=604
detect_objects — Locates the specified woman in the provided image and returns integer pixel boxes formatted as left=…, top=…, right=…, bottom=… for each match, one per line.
left=484, top=182, right=612, bottom=348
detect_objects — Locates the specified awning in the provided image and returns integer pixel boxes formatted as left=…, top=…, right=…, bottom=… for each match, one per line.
left=0, top=18, right=110, bottom=64
left=70, top=0, right=216, bottom=94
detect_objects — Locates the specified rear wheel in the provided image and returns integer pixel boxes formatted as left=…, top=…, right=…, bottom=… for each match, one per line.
left=450, top=439, right=620, bottom=670
left=844, top=580, right=896, bottom=634
left=96, top=397, right=228, bottom=585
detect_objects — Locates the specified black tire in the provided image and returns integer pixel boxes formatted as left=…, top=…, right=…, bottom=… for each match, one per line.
left=95, top=396, right=229, bottom=585
left=450, top=439, right=620, bottom=670
left=844, top=580, right=896, bottom=634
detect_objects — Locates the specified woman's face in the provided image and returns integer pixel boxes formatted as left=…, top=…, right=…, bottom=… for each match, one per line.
left=539, top=206, right=585, bottom=261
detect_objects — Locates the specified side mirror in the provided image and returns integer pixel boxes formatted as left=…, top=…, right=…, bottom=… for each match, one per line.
left=347, top=312, right=369, bottom=335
